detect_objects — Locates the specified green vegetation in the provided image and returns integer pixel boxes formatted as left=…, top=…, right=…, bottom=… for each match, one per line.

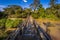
left=0, top=18, right=22, bottom=40
left=0, top=0, right=60, bottom=40
left=0, top=0, right=59, bottom=19
left=0, top=6, right=60, bottom=19
left=0, top=18, right=6, bottom=30
left=6, top=19, right=22, bottom=28
left=0, top=18, right=22, bottom=28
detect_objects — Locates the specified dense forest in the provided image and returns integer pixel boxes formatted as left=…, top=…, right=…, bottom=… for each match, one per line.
left=0, top=0, right=60, bottom=40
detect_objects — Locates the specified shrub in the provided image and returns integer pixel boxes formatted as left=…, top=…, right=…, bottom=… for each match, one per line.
left=45, top=14, right=58, bottom=20
left=12, top=19, right=22, bottom=28
left=5, top=19, right=22, bottom=28
left=32, top=13, right=39, bottom=19
left=5, top=19, right=14, bottom=28
left=0, top=19, right=6, bottom=29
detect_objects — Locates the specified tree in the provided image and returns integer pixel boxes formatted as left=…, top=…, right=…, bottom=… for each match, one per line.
left=30, top=0, right=42, bottom=18
left=22, top=8, right=32, bottom=18
left=50, top=0, right=58, bottom=9
left=0, top=11, right=6, bottom=18
left=3, top=5, right=23, bottom=18
left=38, top=4, right=45, bottom=18
left=48, top=0, right=60, bottom=19
left=55, top=4, right=60, bottom=18
left=30, top=0, right=40, bottom=10
left=49, top=0, right=58, bottom=15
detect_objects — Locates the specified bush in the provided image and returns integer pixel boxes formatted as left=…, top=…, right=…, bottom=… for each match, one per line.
left=5, top=19, right=22, bottom=28
left=12, top=19, right=22, bottom=28
left=0, top=19, right=6, bottom=29
left=45, top=14, right=58, bottom=20
left=5, top=19, right=14, bottom=28
left=32, top=13, right=39, bottom=19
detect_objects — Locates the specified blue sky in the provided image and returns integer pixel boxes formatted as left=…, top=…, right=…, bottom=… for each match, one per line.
left=0, top=0, right=60, bottom=11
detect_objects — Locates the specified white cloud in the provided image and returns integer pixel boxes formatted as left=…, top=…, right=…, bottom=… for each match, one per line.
left=23, top=0, right=27, bottom=2
left=0, top=5, right=6, bottom=11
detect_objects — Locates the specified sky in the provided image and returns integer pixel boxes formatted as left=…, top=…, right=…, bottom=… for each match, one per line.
left=0, top=0, right=60, bottom=11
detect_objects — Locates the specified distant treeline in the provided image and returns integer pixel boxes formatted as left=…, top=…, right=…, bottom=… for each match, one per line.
left=0, top=0, right=60, bottom=19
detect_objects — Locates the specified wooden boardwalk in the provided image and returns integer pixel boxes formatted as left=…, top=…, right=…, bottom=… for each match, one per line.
left=5, top=17, right=51, bottom=40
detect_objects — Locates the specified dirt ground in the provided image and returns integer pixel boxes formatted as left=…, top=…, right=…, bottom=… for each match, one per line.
left=35, top=18, right=60, bottom=40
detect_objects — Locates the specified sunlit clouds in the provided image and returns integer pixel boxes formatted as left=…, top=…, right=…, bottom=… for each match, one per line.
left=23, top=0, right=27, bottom=2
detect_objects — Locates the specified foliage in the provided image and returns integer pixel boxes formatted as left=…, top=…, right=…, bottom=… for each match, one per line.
left=30, top=0, right=40, bottom=10
left=0, top=0, right=60, bottom=19
left=5, top=19, right=14, bottom=28
left=0, top=0, right=60, bottom=40
left=0, top=19, right=6, bottom=29
left=0, top=12, right=6, bottom=18
left=32, top=13, right=39, bottom=19
left=3, top=5, right=23, bottom=18
left=38, top=5, right=45, bottom=18
left=5, top=19, right=22, bottom=28
left=12, top=19, right=22, bottom=28
left=49, top=0, right=58, bottom=9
